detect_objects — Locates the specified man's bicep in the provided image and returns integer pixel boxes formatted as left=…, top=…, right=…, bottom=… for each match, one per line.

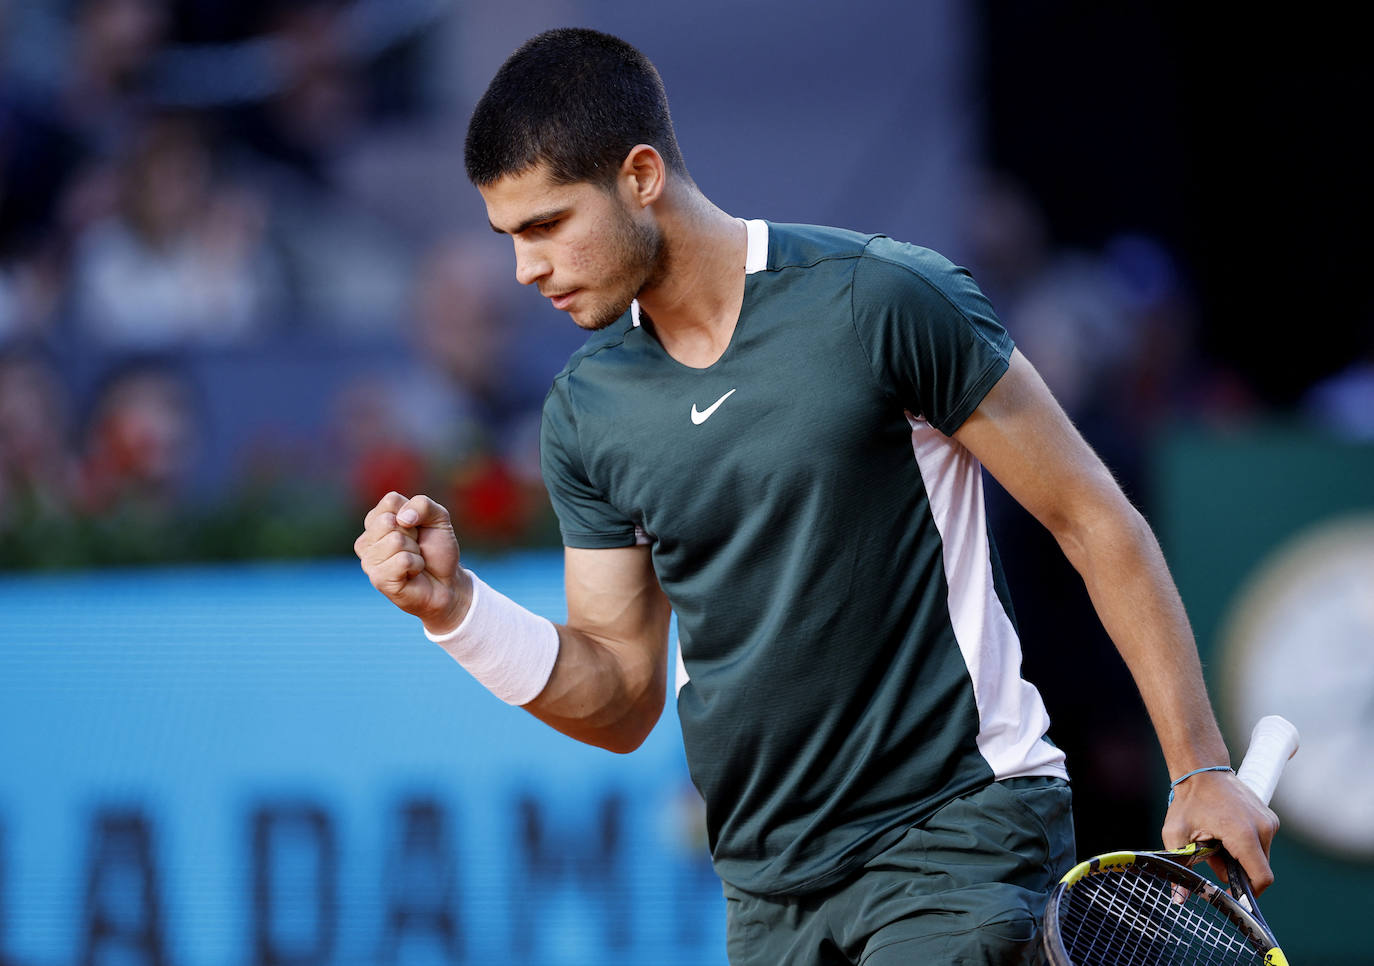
left=953, top=349, right=1127, bottom=535
left=564, top=544, right=672, bottom=654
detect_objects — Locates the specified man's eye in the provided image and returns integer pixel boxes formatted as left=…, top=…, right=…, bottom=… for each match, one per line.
left=537, top=220, right=559, bottom=233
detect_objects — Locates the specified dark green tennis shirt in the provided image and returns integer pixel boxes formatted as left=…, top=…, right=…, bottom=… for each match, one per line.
left=540, top=221, right=1068, bottom=896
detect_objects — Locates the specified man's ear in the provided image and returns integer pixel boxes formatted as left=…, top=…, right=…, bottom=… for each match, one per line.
left=619, top=144, right=666, bottom=208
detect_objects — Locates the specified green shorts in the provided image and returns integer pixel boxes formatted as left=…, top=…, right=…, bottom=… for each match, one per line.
left=722, top=777, right=1074, bottom=966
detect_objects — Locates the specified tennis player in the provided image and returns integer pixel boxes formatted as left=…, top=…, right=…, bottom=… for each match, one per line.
left=355, top=28, right=1279, bottom=965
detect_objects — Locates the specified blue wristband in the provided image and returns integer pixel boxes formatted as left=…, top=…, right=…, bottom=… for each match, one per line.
left=1167, top=764, right=1234, bottom=804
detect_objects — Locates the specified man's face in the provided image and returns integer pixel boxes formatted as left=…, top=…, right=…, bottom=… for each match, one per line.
left=479, top=164, right=663, bottom=331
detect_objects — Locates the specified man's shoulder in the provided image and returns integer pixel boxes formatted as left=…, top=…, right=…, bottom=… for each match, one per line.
left=764, top=223, right=958, bottom=280
left=764, top=222, right=876, bottom=272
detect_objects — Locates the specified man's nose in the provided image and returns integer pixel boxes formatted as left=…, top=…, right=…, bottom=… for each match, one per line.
left=513, top=240, right=550, bottom=287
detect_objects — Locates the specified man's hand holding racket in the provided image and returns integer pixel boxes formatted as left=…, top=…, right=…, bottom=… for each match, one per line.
left=1163, top=760, right=1281, bottom=894
left=1044, top=716, right=1299, bottom=966
left=355, top=491, right=473, bottom=636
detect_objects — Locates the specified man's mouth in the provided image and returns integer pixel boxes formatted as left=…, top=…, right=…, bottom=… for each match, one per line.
left=547, top=290, right=579, bottom=310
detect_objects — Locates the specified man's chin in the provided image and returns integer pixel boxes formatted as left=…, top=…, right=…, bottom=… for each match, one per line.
left=571, top=299, right=633, bottom=332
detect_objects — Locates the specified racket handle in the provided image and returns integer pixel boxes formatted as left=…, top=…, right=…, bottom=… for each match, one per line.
left=1236, top=715, right=1300, bottom=805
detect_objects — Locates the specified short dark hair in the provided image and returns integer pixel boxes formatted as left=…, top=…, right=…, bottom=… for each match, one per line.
left=464, top=28, right=687, bottom=188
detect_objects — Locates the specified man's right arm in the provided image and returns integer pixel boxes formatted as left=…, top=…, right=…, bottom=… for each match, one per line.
left=356, top=492, right=672, bottom=754
left=525, top=545, right=672, bottom=753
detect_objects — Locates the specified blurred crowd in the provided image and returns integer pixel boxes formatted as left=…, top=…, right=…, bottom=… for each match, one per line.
left=4, top=1, right=1370, bottom=572
left=1, top=0, right=584, bottom=566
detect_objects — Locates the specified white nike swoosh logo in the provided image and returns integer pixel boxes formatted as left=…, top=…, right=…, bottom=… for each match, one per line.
left=690, top=389, right=737, bottom=425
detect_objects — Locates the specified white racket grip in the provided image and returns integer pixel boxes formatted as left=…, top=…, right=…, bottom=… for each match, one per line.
left=1235, top=715, right=1300, bottom=805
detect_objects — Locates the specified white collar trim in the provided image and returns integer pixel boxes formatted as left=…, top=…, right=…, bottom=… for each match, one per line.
left=742, top=218, right=769, bottom=274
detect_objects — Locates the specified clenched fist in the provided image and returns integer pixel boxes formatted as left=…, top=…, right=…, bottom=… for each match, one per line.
left=354, top=492, right=472, bottom=634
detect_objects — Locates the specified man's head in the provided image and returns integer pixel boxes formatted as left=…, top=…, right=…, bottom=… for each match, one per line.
left=464, top=28, right=687, bottom=189
left=468, top=30, right=683, bottom=332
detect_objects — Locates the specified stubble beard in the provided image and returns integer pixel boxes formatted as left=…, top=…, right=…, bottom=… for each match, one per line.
left=577, top=210, right=667, bottom=332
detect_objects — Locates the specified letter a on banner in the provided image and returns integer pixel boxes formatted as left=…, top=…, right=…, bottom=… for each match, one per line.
left=79, top=808, right=168, bottom=966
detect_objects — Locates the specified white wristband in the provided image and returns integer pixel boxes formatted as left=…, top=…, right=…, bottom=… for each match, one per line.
left=423, top=569, right=559, bottom=706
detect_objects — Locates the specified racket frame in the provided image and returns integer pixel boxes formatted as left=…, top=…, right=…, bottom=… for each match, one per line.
left=1042, top=842, right=1289, bottom=966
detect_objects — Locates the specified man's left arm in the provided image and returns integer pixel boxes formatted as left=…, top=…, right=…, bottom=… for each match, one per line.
left=953, top=348, right=1281, bottom=892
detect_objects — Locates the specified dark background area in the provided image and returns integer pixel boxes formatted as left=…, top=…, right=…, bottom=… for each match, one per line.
left=979, top=2, right=1372, bottom=405
left=976, top=1, right=1371, bottom=858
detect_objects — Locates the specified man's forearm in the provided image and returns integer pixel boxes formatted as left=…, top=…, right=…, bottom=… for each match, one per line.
left=1058, top=496, right=1231, bottom=775
left=525, top=622, right=669, bottom=753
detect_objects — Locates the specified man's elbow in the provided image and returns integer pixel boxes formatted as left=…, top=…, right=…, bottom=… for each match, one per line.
left=600, top=688, right=666, bottom=753
left=600, top=732, right=651, bottom=755
left=551, top=683, right=665, bottom=754
left=1043, top=482, right=1152, bottom=569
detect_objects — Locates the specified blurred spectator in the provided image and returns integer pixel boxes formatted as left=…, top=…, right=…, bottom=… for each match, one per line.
left=0, top=347, right=79, bottom=521
left=198, top=1, right=419, bottom=334
left=75, top=355, right=204, bottom=516
left=962, top=170, right=1052, bottom=312
left=248, top=159, right=411, bottom=334
left=1302, top=309, right=1374, bottom=440
left=966, top=171, right=1251, bottom=438
left=0, top=250, right=64, bottom=344
left=330, top=235, right=572, bottom=546
left=1100, top=233, right=1203, bottom=432
left=60, top=0, right=168, bottom=157
left=407, top=236, right=542, bottom=465
left=236, top=92, right=413, bottom=336
left=332, top=375, right=428, bottom=513
left=68, top=112, right=284, bottom=348
left=967, top=171, right=1145, bottom=433
left=1304, top=361, right=1374, bottom=440
left=1008, top=251, right=1136, bottom=424
left=2, top=24, right=80, bottom=343
left=242, top=0, right=365, bottom=183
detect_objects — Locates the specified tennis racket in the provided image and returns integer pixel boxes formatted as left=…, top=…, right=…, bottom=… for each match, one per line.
left=1042, top=715, right=1299, bottom=966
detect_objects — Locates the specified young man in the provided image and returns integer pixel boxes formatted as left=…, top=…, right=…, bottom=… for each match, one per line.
left=355, top=28, right=1279, bottom=965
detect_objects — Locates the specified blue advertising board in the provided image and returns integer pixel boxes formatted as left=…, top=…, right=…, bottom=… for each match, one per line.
left=0, top=554, right=726, bottom=965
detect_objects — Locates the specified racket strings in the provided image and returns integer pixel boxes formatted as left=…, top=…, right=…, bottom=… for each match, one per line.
left=1060, top=864, right=1267, bottom=965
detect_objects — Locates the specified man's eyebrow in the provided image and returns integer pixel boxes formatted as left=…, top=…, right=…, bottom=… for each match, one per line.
left=488, top=208, right=568, bottom=236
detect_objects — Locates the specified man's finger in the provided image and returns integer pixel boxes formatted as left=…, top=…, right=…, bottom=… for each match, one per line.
left=397, top=494, right=450, bottom=529
left=1230, top=836, right=1274, bottom=895
left=355, top=514, right=420, bottom=560
left=361, top=529, right=422, bottom=571
left=363, top=491, right=410, bottom=531
left=369, top=551, right=427, bottom=597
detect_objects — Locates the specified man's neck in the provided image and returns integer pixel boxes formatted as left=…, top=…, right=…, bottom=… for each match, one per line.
left=636, top=189, right=748, bottom=369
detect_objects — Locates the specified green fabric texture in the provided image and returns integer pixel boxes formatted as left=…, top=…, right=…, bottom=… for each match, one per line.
left=539, top=223, right=1043, bottom=894
left=722, top=778, right=1075, bottom=966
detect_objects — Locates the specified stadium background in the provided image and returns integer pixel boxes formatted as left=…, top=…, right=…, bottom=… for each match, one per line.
left=2, top=1, right=1370, bottom=963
